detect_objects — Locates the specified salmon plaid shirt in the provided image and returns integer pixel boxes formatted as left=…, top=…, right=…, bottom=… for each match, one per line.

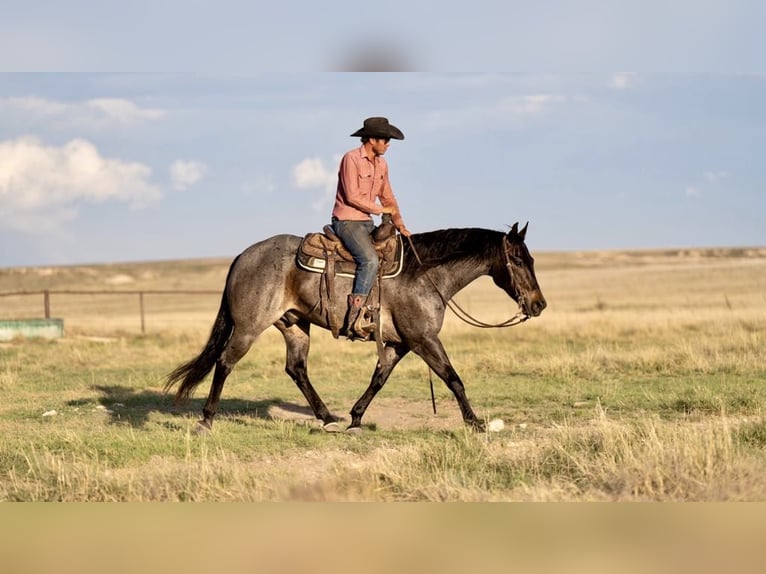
left=331, top=145, right=404, bottom=230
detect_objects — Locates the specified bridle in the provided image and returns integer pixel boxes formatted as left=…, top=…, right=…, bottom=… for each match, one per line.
left=406, top=235, right=529, bottom=329
left=403, top=233, right=531, bottom=415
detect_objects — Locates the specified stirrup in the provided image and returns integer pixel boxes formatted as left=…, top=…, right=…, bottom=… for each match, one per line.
left=348, top=318, right=376, bottom=341
left=347, top=307, right=376, bottom=341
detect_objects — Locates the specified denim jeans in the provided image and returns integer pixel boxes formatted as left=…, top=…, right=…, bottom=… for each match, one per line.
left=332, top=218, right=378, bottom=295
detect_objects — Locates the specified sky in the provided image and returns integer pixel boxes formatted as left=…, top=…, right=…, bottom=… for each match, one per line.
left=0, top=72, right=764, bottom=268
left=1, top=1, right=763, bottom=73
left=0, top=1, right=763, bottom=267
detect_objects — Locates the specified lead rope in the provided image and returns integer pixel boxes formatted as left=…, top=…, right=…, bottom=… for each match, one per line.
left=404, top=234, right=529, bottom=415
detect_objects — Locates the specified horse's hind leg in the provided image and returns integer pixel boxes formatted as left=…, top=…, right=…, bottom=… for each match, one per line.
left=199, top=328, right=256, bottom=430
left=274, top=317, right=340, bottom=429
left=348, top=343, right=410, bottom=431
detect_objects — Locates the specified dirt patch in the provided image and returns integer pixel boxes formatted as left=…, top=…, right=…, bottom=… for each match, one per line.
left=268, top=397, right=473, bottom=432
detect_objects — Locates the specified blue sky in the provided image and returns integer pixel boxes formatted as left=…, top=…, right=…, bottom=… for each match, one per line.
left=2, top=1, right=763, bottom=73
left=0, top=73, right=763, bottom=267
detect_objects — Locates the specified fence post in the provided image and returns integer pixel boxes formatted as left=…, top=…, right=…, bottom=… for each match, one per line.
left=44, top=290, right=50, bottom=319
left=139, top=291, right=146, bottom=334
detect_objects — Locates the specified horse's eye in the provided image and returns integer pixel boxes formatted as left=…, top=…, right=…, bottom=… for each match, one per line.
left=511, top=256, right=524, bottom=266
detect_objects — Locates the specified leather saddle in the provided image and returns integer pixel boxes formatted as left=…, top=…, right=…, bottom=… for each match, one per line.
left=296, top=224, right=404, bottom=279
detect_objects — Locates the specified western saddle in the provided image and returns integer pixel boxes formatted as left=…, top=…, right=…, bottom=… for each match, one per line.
left=296, top=219, right=403, bottom=340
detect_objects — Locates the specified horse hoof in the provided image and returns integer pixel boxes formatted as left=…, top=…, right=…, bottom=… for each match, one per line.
left=322, top=422, right=342, bottom=433
left=194, top=421, right=212, bottom=435
left=346, top=426, right=363, bottom=435
left=467, top=421, right=486, bottom=432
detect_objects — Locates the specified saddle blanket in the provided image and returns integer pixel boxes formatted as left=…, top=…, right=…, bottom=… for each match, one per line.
left=296, top=228, right=404, bottom=279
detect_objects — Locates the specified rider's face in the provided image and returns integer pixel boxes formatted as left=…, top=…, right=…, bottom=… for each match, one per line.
left=371, top=137, right=390, bottom=156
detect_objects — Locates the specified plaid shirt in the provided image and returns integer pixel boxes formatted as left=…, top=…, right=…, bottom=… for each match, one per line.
left=331, top=145, right=404, bottom=229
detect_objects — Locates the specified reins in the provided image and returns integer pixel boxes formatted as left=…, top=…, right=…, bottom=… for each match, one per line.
left=405, top=234, right=529, bottom=416
left=405, top=235, right=529, bottom=329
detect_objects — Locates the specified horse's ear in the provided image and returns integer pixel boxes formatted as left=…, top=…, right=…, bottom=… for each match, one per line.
left=508, top=222, right=527, bottom=240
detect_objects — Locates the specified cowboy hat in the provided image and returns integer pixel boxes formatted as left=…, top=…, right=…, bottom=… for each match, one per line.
left=350, top=117, right=405, bottom=140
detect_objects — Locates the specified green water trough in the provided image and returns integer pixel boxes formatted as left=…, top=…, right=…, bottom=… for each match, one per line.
left=0, top=319, right=64, bottom=341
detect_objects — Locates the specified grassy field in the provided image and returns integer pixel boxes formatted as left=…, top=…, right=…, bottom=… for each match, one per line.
left=1, top=246, right=765, bottom=501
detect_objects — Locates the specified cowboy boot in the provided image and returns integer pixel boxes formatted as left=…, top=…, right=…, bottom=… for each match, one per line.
left=345, top=293, right=376, bottom=340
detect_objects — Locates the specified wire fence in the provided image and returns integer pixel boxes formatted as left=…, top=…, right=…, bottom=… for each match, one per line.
left=0, top=289, right=221, bottom=334
left=1, top=279, right=518, bottom=337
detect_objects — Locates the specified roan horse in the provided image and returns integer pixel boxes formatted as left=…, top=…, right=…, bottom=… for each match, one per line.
left=164, top=222, right=546, bottom=432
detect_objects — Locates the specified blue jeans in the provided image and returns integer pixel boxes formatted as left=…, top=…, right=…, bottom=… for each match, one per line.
left=332, top=218, right=378, bottom=295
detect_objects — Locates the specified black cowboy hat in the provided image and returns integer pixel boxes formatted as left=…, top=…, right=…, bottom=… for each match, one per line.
left=350, top=117, right=405, bottom=140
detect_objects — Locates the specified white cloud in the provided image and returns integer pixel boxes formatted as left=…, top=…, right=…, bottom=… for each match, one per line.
left=1, top=96, right=68, bottom=116
left=609, top=73, right=638, bottom=90
left=292, top=157, right=337, bottom=211
left=426, top=93, right=565, bottom=131
left=703, top=170, right=728, bottom=184
left=0, top=96, right=165, bottom=127
left=608, top=72, right=638, bottom=90
left=169, top=160, right=207, bottom=191
left=498, top=94, right=564, bottom=116
left=0, top=136, right=162, bottom=233
left=293, top=157, right=334, bottom=189
left=685, top=170, right=729, bottom=200
left=86, top=98, right=165, bottom=123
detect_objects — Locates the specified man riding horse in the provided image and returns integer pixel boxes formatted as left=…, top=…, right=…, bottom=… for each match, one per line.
left=330, top=117, right=412, bottom=340
left=164, top=118, right=547, bottom=433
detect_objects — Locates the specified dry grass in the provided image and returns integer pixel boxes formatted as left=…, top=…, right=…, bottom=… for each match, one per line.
left=1, top=246, right=765, bottom=500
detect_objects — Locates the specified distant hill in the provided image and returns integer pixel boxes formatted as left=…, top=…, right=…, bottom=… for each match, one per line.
left=1, top=247, right=764, bottom=292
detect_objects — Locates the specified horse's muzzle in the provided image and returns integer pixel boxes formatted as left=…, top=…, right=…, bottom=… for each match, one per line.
left=528, top=297, right=547, bottom=317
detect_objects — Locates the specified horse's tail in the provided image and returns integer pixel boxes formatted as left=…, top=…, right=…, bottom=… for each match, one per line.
left=164, top=259, right=238, bottom=403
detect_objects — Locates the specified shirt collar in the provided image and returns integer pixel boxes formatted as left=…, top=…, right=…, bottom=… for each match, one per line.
left=357, top=144, right=379, bottom=164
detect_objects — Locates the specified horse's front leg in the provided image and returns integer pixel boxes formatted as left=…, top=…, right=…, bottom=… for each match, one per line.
left=411, top=337, right=484, bottom=431
left=348, top=343, right=410, bottom=431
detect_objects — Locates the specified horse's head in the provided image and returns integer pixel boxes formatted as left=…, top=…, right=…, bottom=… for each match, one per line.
left=492, top=222, right=547, bottom=318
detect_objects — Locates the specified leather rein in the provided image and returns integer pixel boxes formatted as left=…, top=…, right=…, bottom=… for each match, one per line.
left=405, top=234, right=529, bottom=329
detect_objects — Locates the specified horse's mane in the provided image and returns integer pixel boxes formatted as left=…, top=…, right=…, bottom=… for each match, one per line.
left=402, top=227, right=503, bottom=273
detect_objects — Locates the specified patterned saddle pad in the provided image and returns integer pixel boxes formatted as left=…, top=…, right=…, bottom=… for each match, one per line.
left=296, top=225, right=404, bottom=278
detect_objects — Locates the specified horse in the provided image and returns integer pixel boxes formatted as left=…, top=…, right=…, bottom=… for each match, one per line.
left=164, top=222, right=547, bottom=432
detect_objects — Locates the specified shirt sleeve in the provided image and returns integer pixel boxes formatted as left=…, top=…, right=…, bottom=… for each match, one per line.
left=339, top=153, right=383, bottom=215
left=379, top=171, right=406, bottom=230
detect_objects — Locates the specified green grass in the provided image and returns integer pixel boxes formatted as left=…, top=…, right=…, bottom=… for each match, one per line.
left=1, top=248, right=766, bottom=500
left=1, top=324, right=765, bottom=501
